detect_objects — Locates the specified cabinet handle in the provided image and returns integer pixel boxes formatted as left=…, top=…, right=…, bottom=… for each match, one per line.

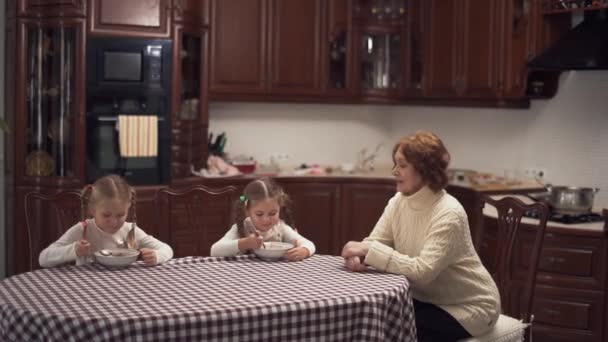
left=542, top=308, right=560, bottom=316
left=545, top=256, right=566, bottom=264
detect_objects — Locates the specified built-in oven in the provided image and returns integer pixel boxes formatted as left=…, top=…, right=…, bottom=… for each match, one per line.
left=86, top=95, right=170, bottom=185
left=86, top=37, right=172, bottom=185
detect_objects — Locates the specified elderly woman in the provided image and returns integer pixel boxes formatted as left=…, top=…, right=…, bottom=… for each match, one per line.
left=342, top=131, right=500, bottom=342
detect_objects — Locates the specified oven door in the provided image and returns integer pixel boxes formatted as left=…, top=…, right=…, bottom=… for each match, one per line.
left=86, top=115, right=164, bottom=185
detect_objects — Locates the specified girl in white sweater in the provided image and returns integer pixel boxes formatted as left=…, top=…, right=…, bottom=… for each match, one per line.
left=341, top=131, right=500, bottom=341
left=39, top=174, right=173, bottom=268
left=210, top=178, right=315, bottom=261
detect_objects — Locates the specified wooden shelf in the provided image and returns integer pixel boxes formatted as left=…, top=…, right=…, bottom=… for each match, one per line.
left=542, top=0, right=608, bottom=15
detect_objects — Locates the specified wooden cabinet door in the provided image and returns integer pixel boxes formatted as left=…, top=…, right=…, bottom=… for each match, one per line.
left=340, top=182, right=395, bottom=248
left=279, top=182, right=341, bottom=255
left=17, top=0, right=86, bottom=17
left=133, top=186, right=163, bottom=240
left=88, top=0, right=171, bottom=37
left=209, top=0, right=268, bottom=94
left=172, top=0, right=208, bottom=26
left=499, top=0, right=537, bottom=99
left=267, top=0, right=323, bottom=95
left=458, top=0, right=501, bottom=99
left=422, top=0, right=460, bottom=98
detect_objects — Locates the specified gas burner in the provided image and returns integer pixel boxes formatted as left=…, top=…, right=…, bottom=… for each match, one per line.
left=524, top=210, right=604, bottom=224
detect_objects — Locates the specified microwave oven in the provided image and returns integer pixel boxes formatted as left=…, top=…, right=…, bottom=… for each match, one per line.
left=87, top=37, right=171, bottom=93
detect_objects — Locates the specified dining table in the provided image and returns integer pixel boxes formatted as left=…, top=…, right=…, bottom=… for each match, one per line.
left=0, top=254, right=417, bottom=341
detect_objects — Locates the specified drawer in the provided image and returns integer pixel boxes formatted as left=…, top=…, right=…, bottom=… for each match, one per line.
left=535, top=233, right=606, bottom=290
left=532, top=285, right=604, bottom=342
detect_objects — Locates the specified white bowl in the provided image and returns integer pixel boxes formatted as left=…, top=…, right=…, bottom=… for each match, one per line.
left=94, top=248, right=140, bottom=268
left=253, top=242, right=294, bottom=261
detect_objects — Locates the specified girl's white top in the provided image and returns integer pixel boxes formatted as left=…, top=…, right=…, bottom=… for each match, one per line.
left=39, top=218, right=174, bottom=268
left=210, top=218, right=316, bottom=257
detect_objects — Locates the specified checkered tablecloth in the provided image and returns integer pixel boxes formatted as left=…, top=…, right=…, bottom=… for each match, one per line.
left=0, top=255, right=416, bottom=341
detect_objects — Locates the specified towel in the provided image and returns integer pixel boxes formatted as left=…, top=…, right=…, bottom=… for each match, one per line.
left=118, top=115, right=158, bottom=157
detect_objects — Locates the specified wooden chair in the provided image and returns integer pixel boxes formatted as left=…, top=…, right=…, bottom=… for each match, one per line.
left=460, top=195, right=549, bottom=342
left=155, top=185, right=237, bottom=257
left=24, top=191, right=83, bottom=271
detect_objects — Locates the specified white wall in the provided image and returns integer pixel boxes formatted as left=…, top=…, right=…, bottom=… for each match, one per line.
left=210, top=71, right=608, bottom=209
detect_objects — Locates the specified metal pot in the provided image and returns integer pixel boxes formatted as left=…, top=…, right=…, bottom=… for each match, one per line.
left=543, top=186, right=600, bottom=215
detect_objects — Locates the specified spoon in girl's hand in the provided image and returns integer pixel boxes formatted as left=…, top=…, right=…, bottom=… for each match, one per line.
left=99, top=249, right=111, bottom=256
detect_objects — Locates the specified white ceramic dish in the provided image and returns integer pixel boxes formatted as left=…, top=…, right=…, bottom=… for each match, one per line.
left=253, top=242, right=294, bottom=261
left=94, top=248, right=140, bottom=268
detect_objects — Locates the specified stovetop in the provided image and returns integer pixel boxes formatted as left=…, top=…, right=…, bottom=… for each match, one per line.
left=524, top=210, right=605, bottom=224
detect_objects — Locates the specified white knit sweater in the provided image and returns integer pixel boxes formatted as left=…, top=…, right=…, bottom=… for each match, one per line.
left=364, top=186, right=500, bottom=337
left=210, top=219, right=316, bottom=257
left=39, top=219, right=174, bottom=268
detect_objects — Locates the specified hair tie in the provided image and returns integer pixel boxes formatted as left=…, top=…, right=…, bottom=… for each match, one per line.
left=239, top=195, right=247, bottom=203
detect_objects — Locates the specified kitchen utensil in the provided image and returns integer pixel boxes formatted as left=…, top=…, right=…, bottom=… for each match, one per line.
left=94, top=248, right=140, bottom=268
left=544, top=186, right=600, bottom=215
left=253, top=242, right=293, bottom=261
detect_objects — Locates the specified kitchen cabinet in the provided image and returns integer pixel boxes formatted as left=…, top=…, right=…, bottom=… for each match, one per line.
left=172, top=0, right=209, bottom=27
left=324, top=0, right=351, bottom=97
left=340, top=182, right=396, bottom=245
left=280, top=181, right=341, bottom=255
left=13, top=0, right=87, bottom=18
left=479, top=216, right=608, bottom=342
left=209, top=0, right=267, bottom=94
left=88, top=0, right=171, bottom=38
left=170, top=25, right=209, bottom=180
left=209, top=0, right=324, bottom=99
left=421, top=0, right=507, bottom=101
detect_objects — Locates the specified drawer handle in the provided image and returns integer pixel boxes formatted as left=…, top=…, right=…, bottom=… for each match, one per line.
left=546, top=257, right=566, bottom=264
left=542, top=308, right=560, bottom=316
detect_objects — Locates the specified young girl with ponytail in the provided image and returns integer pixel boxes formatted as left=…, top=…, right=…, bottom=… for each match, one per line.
left=39, top=174, right=173, bottom=268
left=210, top=178, right=315, bottom=261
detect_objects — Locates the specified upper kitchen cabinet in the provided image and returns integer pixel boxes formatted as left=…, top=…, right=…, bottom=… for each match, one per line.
left=324, top=0, right=351, bottom=97
left=421, top=0, right=502, bottom=100
left=11, top=0, right=87, bottom=18
left=267, top=0, right=323, bottom=95
left=5, top=18, right=87, bottom=188
left=420, top=0, right=538, bottom=106
left=172, top=0, right=209, bottom=27
left=88, top=0, right=171, bottom=38
left=209, top=0, right=267, bottom=95
left=351, top=0, right=412, bottom=102
left=171, top=25, right=209, bottom=179
left=209, top=0, right=323, bottom=99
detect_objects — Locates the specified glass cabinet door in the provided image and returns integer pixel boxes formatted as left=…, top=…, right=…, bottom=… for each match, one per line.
left=177, top=31, right=202, bottom=121
left=328, top=31, right=347, bottom=90
left=25, top=25, right=77, bottom=178
left=360, top=32, right=401, bottom=90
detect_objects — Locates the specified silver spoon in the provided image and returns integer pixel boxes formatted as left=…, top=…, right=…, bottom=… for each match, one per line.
left=99, top=249, right=112, bottom=256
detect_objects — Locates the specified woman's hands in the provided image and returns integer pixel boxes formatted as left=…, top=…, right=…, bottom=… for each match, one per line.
left=139, top=248, right=158, bottom=266
left=238, top=234, right=264, bottom=252
left=75, top=239, right=91, bottom=257
left=341, top=241, right=369, bottom=272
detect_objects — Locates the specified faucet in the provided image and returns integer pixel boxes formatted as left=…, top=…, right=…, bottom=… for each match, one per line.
left=356, top=143, right=383, bottom=172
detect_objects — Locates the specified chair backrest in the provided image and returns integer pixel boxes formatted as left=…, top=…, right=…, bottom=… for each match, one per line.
left=155, top=185, right=237, bottom=257
left=482, top=195, right=549, bottom=324
left=24, top=191, right=83, bottom=271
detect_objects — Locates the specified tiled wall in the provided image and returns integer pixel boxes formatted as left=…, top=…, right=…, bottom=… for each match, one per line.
left=210, top=71, right=608, bottom=209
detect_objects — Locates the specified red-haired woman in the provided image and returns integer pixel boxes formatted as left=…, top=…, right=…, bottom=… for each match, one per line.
left=341, top=131, right=500, bottom=342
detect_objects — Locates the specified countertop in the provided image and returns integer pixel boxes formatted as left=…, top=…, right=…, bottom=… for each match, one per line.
left=484, top=194, right=606, bottom=232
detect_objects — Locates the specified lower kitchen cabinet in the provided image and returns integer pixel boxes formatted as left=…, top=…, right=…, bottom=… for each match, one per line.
left=480, top=215, right=608, bottom=342
left=340, top=182, right=397, bottom=246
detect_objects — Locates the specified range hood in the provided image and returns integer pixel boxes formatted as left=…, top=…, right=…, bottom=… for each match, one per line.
left=528, top=12, right=608, bottom=70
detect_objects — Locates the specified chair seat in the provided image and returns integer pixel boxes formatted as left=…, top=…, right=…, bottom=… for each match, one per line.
left=458, top=314, right=528, bottom=342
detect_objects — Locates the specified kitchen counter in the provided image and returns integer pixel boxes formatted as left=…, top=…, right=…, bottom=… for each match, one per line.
left=484, top=194, right=606, bottom=233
